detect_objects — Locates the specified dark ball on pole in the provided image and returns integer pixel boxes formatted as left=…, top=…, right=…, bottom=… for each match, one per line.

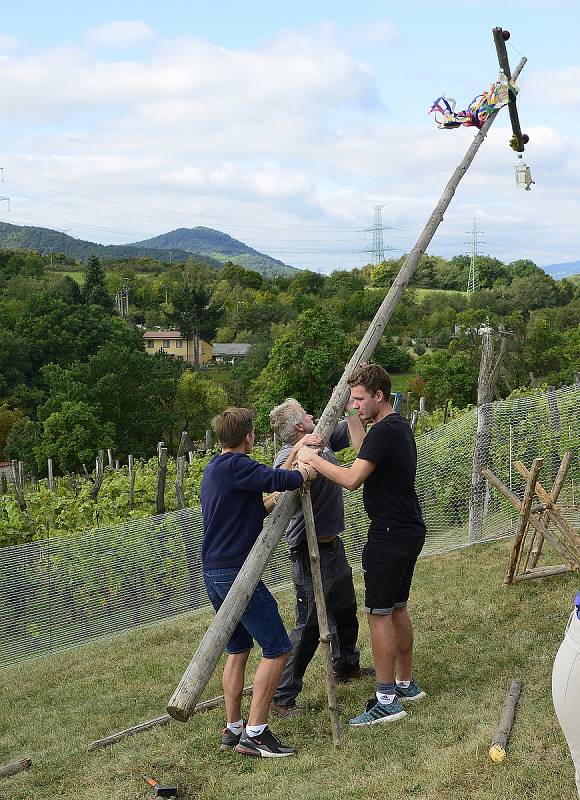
left=502, top=30, right=511, bottom=40
left=522, top=134, right=529, bottom=144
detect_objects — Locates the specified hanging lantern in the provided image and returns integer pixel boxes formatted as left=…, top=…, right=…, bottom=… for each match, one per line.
left=515, top=161, right=534, bottom=191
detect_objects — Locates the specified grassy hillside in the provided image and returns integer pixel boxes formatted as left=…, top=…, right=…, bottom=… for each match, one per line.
left=0, top=538, right=576, bottom=800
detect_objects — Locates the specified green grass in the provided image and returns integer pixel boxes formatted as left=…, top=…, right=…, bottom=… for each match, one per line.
left=47, top=268, right=85, bottom=285
left=390, top=371, right=415, bottom=393
left=0, top=538, right=577, bottom=800
left=413, top=288, right=467, bottom=300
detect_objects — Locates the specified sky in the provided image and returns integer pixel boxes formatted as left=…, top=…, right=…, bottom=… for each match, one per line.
left=1, top=1, right=580, bottom=275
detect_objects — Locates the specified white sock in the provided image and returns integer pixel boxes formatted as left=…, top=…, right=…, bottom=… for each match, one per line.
left=246, top=723, right=267, bottom=737
left=227, top=719, right=244, bottom=735
left=376, top=691, right=396, bottom=705
left=396, top=679, right=411, bottom=688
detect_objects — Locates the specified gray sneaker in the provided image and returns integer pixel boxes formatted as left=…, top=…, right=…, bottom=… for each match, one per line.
left=395, top=681, right=426, bottom=702
left=348, top=697, right=407, bottom=726
left=220, top=725, right=243, bottom=750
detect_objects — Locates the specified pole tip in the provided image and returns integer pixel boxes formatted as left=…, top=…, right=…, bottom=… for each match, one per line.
left=489, top=744, right=506, bottom=763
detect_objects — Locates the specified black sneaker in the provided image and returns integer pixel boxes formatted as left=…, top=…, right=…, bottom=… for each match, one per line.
left=234, top=727, right=295, bottom=758
left=334, top=665, right=376, bottom=684
left=220, top=725, right=243, bottom=750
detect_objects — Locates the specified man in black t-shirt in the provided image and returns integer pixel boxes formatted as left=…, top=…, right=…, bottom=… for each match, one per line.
left=298, top=364, right=426, bottom=727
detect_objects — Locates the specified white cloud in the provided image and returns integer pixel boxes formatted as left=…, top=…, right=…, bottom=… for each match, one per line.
left=0, top=32, right=17, bottom=51
left=86, top=20, right=154, bottom=49
left=527, top=66, right=580, bottom=108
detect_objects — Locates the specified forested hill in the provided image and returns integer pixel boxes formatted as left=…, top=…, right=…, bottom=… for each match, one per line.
left=0, top=221, right=297, bottom=277
left=130, top=227, right=297, bottom=277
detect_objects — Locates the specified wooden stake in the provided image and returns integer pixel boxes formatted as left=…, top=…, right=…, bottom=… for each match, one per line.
left=166, top=47, right=528, bottom=723
left=175, top=456, right=186, bottom=510
left=489, top=679, right=522, bottom=763
left=0, top=758, right=31, bottom=779
left=301, top=487, right=341, bottom=747
left=525, top=452, right=573, bottom=571
left=47, top=458, right=55, bottom=492
left=89, top=450, right=105, bottom=502
left=156, top=448, right=168, bottom=515
left=128, top=454, right=135, bottom=511
left=513, top=565, right=575, bottom=582
left=504, top=458, right=543, bottom=584
left=88, top=687, right=253, bottom=750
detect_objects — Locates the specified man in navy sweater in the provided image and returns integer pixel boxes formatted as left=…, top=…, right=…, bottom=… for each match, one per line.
left=201, top=407, right=317, bottom=758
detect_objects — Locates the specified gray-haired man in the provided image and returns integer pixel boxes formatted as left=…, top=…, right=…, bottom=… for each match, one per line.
left=269, top=398, right=372, bottom=716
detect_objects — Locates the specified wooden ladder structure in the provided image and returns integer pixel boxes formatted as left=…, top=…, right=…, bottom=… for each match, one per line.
left=482, top=452, right=580, bottom=584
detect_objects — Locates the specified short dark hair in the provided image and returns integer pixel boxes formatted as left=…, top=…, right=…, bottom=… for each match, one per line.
left=347, top=364, right=391, bottom=400
left=212, top=407, right=254, bottom=448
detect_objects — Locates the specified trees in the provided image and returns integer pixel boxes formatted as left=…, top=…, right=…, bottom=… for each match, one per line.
left=82, top=255, right=113, bottom=311
left=37, top=401, right=116, bottom=474
left=414, top=350, right=478, bottom=407
left=174, top=371, right=228, bottom=439
left=171, top=283, right=222, bottom=369
left=251, top=308, right=349, bottom=429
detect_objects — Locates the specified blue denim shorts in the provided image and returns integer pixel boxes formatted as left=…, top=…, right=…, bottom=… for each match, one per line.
left=203, top=568, right=292, bottom=658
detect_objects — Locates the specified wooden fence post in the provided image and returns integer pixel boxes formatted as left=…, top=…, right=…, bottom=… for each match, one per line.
left=10, top=460, right=26, bottom=511
left=128, top=455, right=135, bottom=511
left=107, top=449, right=114, bottom=470
left=89, top=450, right=105, bottom=502
left=47, top=459, right=55, bottom=491
left=156, top=448, right=168, bottom=515
left=166, top=47, right=528, bottom=722
left=175, top=456, right=186, bottom=510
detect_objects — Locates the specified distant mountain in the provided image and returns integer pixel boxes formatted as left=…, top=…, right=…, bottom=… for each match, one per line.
left=0, top=222, right=298, bottom=278
left=130, top=227, right=297, bottom=277
left=542, top=260, right=580, bottom=280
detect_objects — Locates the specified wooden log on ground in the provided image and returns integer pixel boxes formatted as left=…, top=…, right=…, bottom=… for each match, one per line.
left=301, top=488, right=341, bottom=747
left=513, top=565, right=575, bottom=582
left=489, top=679, right=522, bottom=762
left=166, top=52, right=528, bottom=723
left=156, top=448, right=168, bottom=515
left=504, top=459, right=543, bottom=585
left=89, top=687, right=253, bottom=750
left=0, top=757, right=32, bottom=778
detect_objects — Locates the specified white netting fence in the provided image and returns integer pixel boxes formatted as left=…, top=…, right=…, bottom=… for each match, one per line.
left=0, top=385, right=578, bottom=667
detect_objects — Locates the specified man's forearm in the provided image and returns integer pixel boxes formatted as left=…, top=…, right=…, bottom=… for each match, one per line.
left=303, top=452, right=361, bottom=491
left=346, top=413, right=365, bottom=453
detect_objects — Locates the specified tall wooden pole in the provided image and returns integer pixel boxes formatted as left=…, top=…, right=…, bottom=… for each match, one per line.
left=167, top=50, right=527, bottom=722
left=301, top=488, right=341, bottom=747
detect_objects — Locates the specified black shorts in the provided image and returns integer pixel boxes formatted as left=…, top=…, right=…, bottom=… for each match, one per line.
left=362, top=534, right=424, bottom=615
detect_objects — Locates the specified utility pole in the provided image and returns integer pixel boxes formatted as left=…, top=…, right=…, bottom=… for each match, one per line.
left=466, top=218, right=484, bottom=294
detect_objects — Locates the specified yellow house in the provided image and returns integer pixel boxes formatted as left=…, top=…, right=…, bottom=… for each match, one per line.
left=143, top=330, right=212, bottom=365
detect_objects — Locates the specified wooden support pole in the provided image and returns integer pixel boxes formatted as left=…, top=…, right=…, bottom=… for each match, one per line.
left=10, top=460, right=26, bottom=511
left=128, top=454, right=135, bottom=511
left=89, top=450, right=104, bottom=502
left=0, top=758, right=32, bottom=779
left=156, top=447, right=168, bottom=515
left=492, top=28, right=525, bottom=152
left=525, top=452, right=573, bottom=571
left=47, top=458, right=55, bottom=492
left=89, top=687, right=253, bottom=750
left=504, top=458, right=543, bottom=585
left=0, top=473, right=7, bottom=495
left=301, top=488, right=341, bottom=747
left=489, top=679, right=522, bottom=763
left=481, top=467, right=570, bottom=559
left=166, top=49, right=528, bottom=723
left=175, top=456, right=186, bottom=511
left=513, top=565, right=575, bottom=583
left=514, top=461, right=580, bottom=554
left=107, top=448, right=114, bottom=470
